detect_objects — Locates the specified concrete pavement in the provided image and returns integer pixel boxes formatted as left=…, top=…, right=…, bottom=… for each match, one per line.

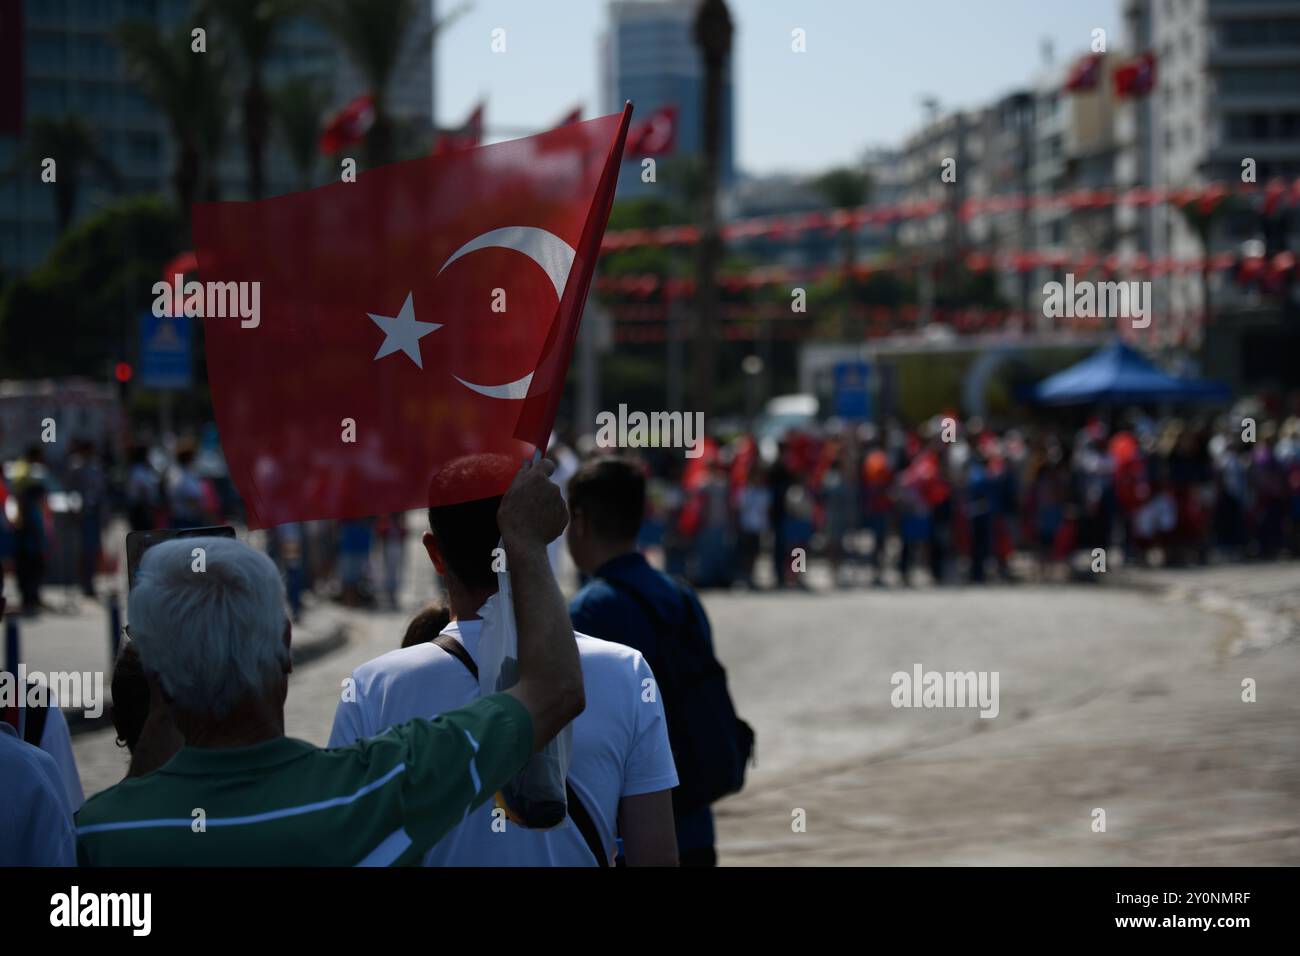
left=710, top=562, right=1300, bottom=865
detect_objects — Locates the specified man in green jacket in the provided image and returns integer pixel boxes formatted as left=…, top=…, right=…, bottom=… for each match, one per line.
left=77, top=457, right=583, bottom=866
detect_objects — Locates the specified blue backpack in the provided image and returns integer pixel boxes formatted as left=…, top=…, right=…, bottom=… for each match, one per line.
left=603, top=576, right=754, bottom=817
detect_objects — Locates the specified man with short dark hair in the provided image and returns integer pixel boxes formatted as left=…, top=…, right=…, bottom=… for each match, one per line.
left=331, top=454, right=678, bottom=867
left=567, top=456, right=747, bottom=867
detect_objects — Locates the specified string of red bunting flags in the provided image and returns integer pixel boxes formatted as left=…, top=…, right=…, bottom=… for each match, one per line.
left=608, top=305, right=1206, bottom=347
left=599, top=178, right=1300, bottom=252
left=596, top=250, right=1298, bottom=297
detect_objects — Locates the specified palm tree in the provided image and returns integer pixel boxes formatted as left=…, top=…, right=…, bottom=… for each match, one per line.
left=812, top=166, right=872, bottom=269
left=12, top=116, right=120, bottom=233
left=273, top=75, right=330, bottom=189
left=812, top=166, right=872, bottom=337
left=116, top=20, right=230, bottom=224
left=202, top=0, right=299, bottom=199
left=312, top=0, right=469, bottom=168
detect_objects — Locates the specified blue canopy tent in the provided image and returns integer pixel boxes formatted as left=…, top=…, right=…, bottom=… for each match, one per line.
left=1034, top=340, right=1230, bottom=406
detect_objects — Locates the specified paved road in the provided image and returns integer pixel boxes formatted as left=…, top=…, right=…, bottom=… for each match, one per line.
left=709, top=563, right=1300, bottom=865
left=61, top=547, right=1300, bottom=866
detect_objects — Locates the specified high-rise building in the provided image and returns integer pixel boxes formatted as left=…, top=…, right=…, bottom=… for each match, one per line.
left=601, top=0, right=735, bottom=199
left=898, top=107, right=988, bottom=257
left=1, top=0, right=433, bottom=276
left=1122, top=0, right=1300, bottom=344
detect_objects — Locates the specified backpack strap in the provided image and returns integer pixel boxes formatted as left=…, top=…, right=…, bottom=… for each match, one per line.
left=601, top=574, right=693, bottom=650
left=565, top=780, right=610, bottom=867
left=23, top=695, right=49, bottom=748
left=432, top=633, right=479, bottom=679
left=7, top=678, right=51, bottom=746
left=431, top=631, right=609, bottom=867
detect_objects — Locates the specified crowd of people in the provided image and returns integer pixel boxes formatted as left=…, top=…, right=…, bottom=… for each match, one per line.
left=2, top=396, right=1297, bottom=867
left=638, top=405, right=1300, bottom=590
left=3, top=402, right=1297, bottom=617
left=0, top=436, right=234, bottom=614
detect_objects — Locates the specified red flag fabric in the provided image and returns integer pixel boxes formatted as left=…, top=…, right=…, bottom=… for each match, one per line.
left=195, top=106, right=632, bottom=527
left=318, top=92, right=375, bottom=154
left=1063, top=53, right=1102, bottom=93
left=625, top=104, right=676, bottom=157
left=434, top=102, right=484, bottom=155
left=1113, top=51, right=1156, bottom=98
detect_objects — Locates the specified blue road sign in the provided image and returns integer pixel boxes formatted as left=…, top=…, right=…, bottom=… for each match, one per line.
left=833, top=360, right=871, bottom=420
left=138, top=311, right=192, bottom=390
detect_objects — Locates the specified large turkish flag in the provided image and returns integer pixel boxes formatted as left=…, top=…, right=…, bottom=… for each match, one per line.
left=195, top=106, right=631, bottom=528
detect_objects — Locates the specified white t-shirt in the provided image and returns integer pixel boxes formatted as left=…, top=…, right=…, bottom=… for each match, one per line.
left=329, top=620, right=678, bottom=866
left=0, top=723, right=76, bottom=866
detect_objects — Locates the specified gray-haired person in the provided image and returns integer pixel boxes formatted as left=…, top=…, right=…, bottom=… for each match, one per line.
left=76, top=457, right=583, bottom=865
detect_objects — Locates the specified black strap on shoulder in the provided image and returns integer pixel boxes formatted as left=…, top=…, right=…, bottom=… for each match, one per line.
left=431, top=632, right=609, bottom=867
left=601, top=574, right=692, bottom=647
left=432, top=633, right=479, bottom=679
left=565, top=781, right=610, bottom=867
left=22, top=680, right=50, bottom=747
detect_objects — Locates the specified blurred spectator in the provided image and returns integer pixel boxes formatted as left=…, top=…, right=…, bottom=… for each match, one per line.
left=12, top=445, right=50, bottom=614
left=377, top=512, right=406, bottom=610
left=166, top=442, right=209, bottom=529
left=125, top=445, right=160, bottom=532
left=67, top=439, right=106, bottom=596
left=735, top=463, right=770, bottom=589
left=399, top=601, right=453, bottom=649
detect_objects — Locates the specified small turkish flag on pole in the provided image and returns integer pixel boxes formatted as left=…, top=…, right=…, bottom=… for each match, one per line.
left=625, top=104, right=676, bottom=157
left=433, top=101, right=485, bottom=155
left=195, top=104, right=632, bottom=527
left=1062, top=53, right=1102, bottom=93
left=318, top=92, right=375, bottom=154
left=1113, top=51, right=1157, bottom=97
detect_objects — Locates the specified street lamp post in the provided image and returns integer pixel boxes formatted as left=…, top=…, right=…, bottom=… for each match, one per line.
left=691, top=0, right=732, bottom=420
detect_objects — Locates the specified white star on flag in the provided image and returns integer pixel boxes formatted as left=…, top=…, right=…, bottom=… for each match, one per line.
left=367, top=292, right=441, bottom=368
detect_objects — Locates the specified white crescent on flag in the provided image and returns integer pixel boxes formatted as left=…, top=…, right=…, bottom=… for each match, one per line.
left=437, top=227, right=577, bottom=400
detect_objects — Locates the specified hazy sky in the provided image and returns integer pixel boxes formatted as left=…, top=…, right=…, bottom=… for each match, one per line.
left=437, top=0, right=1124, bottom=176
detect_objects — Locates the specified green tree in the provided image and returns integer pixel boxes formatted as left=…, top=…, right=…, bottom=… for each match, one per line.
left=0, top=196, right=184, bottom=378
left=202, top=0, right=299, bottom=200
left=811, top=165, right=872, bottom=337
left=116, top=20, right=230, bottom=224
left=9, top=117, right=120, bottom=234
left=812, top=165, right=871, bottom=269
